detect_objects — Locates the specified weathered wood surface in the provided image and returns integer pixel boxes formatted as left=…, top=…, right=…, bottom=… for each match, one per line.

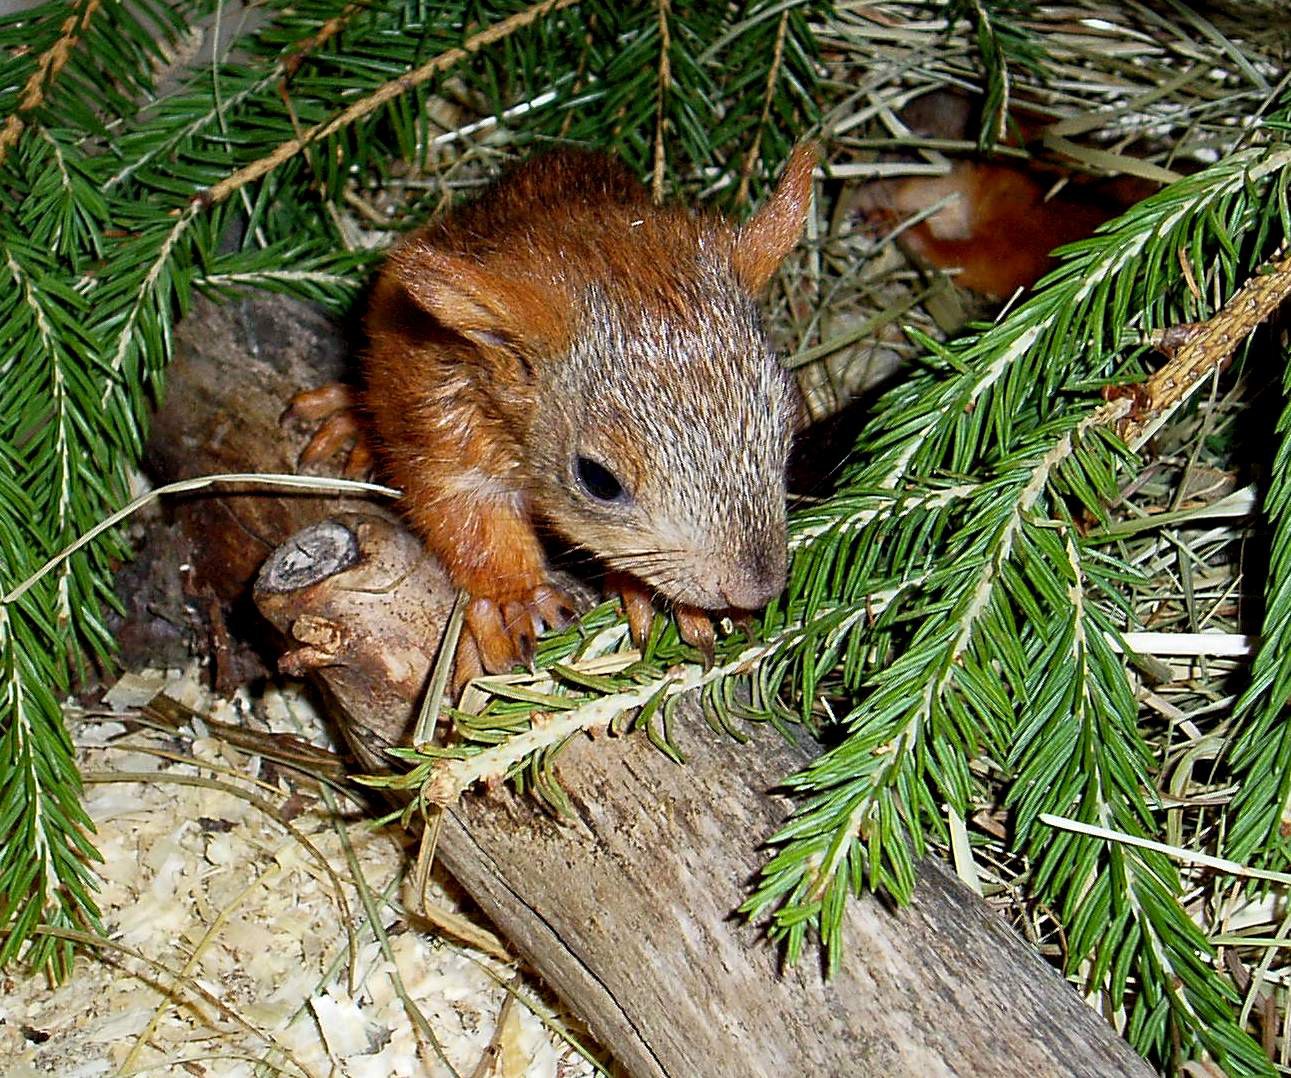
left=146, top=290, right=366, bottom=603
left=439, top=726, right=1156, bottom=1078
left=149, top=290, right=1155, bottom=1078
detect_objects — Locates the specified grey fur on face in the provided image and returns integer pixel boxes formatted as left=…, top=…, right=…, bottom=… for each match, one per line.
left=526, top=256, right=796, bottom=611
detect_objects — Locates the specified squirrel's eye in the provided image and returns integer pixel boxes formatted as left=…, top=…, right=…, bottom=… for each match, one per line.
left=575, top=456, right=625, bottom=502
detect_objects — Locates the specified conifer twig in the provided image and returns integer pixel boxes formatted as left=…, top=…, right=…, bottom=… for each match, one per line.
left=280, top=0, right=365, bottom=79
left=0, top=0, right=101, bottom=165
left=734, top=10, right=789, bottom=207
left=421, top=643, right=774, bottom=804
left=1115, top=249, right=1291, bottom=449
left=651, top=0, right=672, bottom=204
left=198, top=0, right=579, bottom=209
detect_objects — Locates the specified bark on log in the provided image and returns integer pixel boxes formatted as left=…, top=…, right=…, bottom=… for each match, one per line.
left=146, top=291, right=369, bottom=603
left=149, top=290, right=1156, bottom=1078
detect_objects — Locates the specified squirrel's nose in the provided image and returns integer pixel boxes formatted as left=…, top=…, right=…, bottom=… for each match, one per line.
left=718, top=551, right=787, bottom=611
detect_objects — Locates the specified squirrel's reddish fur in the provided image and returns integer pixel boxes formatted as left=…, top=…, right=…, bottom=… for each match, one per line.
left=361, top=145, right=816, bottom=675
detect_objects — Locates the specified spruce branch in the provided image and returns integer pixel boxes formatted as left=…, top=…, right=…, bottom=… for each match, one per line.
left=746, top=408, right=1131, bottom=958
left=416, top=641, right=776, bottom=805
left=728, top=117, right=1291, bottom=1067
left=1, top=0, right=200, bottom=145
left=99, top=205, right=200, bottom=409
left=402, top=591, right=902, bottom=813
left=1116, top=249, right=1291, bottom=449
left=198, top=0, right=579, bottom=209
left=101, top=64, right=283, bottom=192
left=24, top=125, right=107, bottom=261
left=1006, top=527, right=1264, bottom=1071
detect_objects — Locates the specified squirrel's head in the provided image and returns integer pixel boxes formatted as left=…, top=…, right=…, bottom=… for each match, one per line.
left=387, top=143, right=816, bottom=613
left=528, top=145, right=815, bottom=612
left=527, top=271, right=802, bottom=612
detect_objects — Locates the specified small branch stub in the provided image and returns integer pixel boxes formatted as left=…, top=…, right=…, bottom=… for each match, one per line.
left=253, top=512, right=458, bottom=766
left=257, top=521, right=361, bottom=593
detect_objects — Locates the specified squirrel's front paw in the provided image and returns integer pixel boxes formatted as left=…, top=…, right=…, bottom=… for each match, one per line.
left=283, top=383, right=374, bottom=479
left=610, top=574, right=717, bottom=663
left=456, top=584, right=580, bottom=686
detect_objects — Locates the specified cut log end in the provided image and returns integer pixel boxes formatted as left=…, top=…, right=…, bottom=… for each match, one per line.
left=256, top=520, right=362, bottom=594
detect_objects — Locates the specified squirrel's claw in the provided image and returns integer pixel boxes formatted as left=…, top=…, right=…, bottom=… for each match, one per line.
left=530, top=584, right=578, bottom=632
left=501, top=601, right=538, bottom=670
left=465, top=597, right=515, bottom=674
left=283, top=382, right=355, bottom=422
left=300, top=411, right=363, bottom=470
left=675, top=605, right=716, bottom=665
left=462, top=583, right=582, bottom=678
left=611, top=574, right=657, bottom=650
left=451, top=630, right=485, bottom=697
left=284, top=382, right=373, bottom=478
left=609, top=574, right=717, bottom=663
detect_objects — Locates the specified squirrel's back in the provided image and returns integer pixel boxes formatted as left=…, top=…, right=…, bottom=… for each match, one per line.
left=410, top=149, right=740, bottom=316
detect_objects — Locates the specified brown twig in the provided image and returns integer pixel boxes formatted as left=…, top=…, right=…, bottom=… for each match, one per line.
left=1113, top=249, right=1291, bottom=449
left=0, top=0, right=101, bottom=167
left=469, top=974, right=524, bottom=1078
left=651, top=0, right=672, bottom=205
left=280, top=0, right=365, bottom=80
left=276, top=0, right=367, bottom=211
left=734, top=10, right=789, bottom=209
left=199, top=0, right=578, bottom=209
left=140, top=693, right=350, bottom=780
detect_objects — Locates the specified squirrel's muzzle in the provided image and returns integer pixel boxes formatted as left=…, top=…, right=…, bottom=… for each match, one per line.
left=715, top=546, right=788, bottom=611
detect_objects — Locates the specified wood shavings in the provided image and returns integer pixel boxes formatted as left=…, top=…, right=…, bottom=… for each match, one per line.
left=1, top=663, right=600, bottom=1077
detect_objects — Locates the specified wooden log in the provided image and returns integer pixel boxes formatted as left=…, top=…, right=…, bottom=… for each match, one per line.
left=442, top=735, right=1145, bottom=1078
left=150, top=290, right=1156, bottom=1078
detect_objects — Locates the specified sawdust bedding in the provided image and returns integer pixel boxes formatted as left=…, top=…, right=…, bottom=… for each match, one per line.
left=0, top=666, right=599, bottom=1078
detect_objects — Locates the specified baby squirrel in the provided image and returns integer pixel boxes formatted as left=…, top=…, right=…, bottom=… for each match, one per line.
left=354, top=144, right=815, bottom=680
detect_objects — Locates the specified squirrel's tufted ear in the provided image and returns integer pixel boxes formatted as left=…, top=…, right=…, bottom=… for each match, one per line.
left=732, top=141, right=818, bottom=293
left=388, top=243, right=568, bottom=362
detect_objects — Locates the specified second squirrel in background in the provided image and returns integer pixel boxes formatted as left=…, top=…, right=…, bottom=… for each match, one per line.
left=856, top=91, right=1159, bottom=298
left=345, top=145, right=816, bottom=682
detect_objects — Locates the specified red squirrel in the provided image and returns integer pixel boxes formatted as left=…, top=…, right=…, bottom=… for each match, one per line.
left=869, top=161, right=1153, bottom=297
left=305, top=145, right=815, bottom=682
left=857, top=92, right=1158, bottom=298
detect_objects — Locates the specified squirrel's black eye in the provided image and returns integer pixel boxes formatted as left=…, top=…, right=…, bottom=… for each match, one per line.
left=576, top=456, right=625, bottom=502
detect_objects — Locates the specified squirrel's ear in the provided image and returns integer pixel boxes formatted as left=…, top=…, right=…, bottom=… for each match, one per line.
left=732, top=141, right=818, bottom=293
left=388, top=243, right=566, bottom=359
